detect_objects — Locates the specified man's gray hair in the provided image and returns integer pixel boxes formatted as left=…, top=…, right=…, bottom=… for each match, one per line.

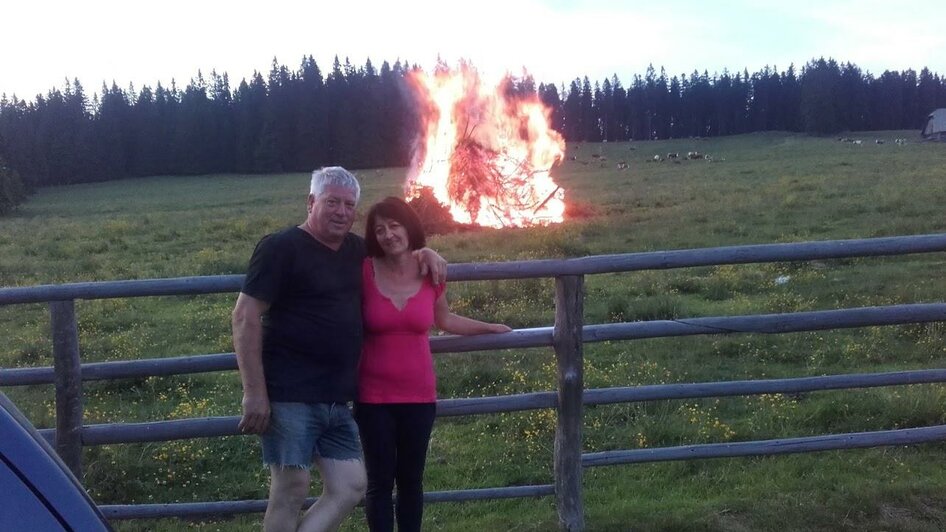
left=310, top=166, right=361, bottom=202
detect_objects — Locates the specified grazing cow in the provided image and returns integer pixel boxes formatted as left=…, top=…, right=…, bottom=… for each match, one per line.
left=667, top=152, right=679, bottom=159
left=687, top=151, right=704, bottom=159
left=853, top=139, right=863, bottom=145
left=569, top=155, right=577, bottom=161
left=616, top=162, right=628, bottom=170
left=875, top=139, right=885, bottom=144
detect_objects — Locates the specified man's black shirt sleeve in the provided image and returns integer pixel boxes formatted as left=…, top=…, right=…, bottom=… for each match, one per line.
left=242, top=233, right=287, bottom=304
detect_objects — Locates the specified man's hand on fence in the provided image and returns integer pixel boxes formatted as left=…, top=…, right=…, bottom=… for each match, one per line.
left=239, top=394, right=271, bottom=434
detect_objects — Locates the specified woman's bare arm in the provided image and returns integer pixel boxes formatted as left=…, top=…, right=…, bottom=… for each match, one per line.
left=433, top=292, right=512, bottom=335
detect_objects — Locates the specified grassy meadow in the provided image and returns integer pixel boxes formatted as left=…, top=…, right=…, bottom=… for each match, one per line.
left=1, top=130, right=946, bottom=531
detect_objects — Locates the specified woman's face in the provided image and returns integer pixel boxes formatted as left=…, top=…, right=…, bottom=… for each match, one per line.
left=373, top=216, right=410, bottom=256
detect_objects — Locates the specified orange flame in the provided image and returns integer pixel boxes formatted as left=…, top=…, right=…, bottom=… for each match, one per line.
left=405, top=64, right=566, bottom=228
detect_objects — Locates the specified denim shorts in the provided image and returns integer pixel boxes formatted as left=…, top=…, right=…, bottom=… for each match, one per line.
left=261, top=402, right=363, bottom=468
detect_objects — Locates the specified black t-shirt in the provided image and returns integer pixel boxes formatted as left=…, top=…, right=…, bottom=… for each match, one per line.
left=241, top=227, right=365, bottom=403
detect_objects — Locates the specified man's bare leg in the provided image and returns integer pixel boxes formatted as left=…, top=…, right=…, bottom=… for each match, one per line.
left=297, top=458, right=367, bottom=532
left=264, top=466, right=311, bottom=532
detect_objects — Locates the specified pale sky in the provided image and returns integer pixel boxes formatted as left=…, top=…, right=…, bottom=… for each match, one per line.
left=3, top=0, right=945, bottom=101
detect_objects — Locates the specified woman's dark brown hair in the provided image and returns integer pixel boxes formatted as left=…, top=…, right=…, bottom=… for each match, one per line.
left=364, top=196, right=427, bottom=257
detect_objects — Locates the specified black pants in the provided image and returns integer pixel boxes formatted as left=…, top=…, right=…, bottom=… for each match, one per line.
left=354, top=402, right=436, bottom=532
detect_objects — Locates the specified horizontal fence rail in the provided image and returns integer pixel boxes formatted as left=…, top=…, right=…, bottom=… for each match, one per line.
left=97, top=424, right=946, bottom=520
left=2, top=232, right=946, bottom=529
left=0, top=353, right=237, bottom=386
left=582, top=425, right=946, bottom=466
left=6, top=304, right=945, bottom=387
left=100, top=485, right=557, bottom=521
left=3, top=233, right=946, bottom=305
left=0, top=275, right=244, bottom=305
left=34, top=368, right=946, bottom=445
left=433, top=304, right=946, bottom=352
left=454, top=233, right=946, bottom=280
left=94, top=421, right=946, bottom=521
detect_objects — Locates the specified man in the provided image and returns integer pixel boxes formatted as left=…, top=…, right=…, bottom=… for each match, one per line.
left=232, top=167, right=445, bottom=532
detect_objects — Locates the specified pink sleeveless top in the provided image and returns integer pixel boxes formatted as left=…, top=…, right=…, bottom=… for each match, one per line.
left=357, top=258, right=445, bottom=403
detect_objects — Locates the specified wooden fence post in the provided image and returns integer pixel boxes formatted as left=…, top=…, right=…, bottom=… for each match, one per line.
left=553, top=275, right=585, bottom=531
left=51, top=299, right=83, bottom=480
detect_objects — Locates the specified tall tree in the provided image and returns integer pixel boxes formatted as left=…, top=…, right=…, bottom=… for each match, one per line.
left=562, top=79, right=581, bottom=141
left=296, top=55, right=329, bottom=169
left=95, top=82, right=132, bottom=179
left=208, top=70, right=236, bottom=172
left=836, top=63, right=868, bottom=131
left=800, top=58, right=842, bottom=134
left=917, top=68, right=939, bottom=119
left=234, top=72, right=267, bottom=172
left=0, top=153, right=27, bottom=214
left=538, top=82, right=564, bottom=135
left=579, top=77, right=596, bottom=141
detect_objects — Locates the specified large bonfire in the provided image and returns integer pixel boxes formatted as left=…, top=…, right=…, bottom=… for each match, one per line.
left=405, top=64, right=566, bottom=229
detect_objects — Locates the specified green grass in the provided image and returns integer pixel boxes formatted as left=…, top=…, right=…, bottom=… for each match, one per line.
left=2, top=130, right=946, bottom=531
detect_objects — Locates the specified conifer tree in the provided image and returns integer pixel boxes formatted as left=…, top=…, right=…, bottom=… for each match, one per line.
left=800, top=58, right=843, bottom=134
left=0, top=154, right=27, bottom=214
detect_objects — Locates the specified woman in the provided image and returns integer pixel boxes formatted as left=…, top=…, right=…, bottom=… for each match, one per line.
left=356, top=197, right=511, bottom=532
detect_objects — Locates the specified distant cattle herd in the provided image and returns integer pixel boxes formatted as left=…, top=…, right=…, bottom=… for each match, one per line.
left=646, top=151, right=715, bottom=164
left=838, top=137, right=909, bottom=145
left=566, top=134, right=913, bottom=171
left=565, top=143, right=721, bottom=170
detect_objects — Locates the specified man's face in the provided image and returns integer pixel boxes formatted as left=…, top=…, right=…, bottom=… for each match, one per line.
left=307, top=185, right=357, bottom=244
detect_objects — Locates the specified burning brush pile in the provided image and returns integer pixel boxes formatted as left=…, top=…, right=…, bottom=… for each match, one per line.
left=405, top=64, right=567, bottom=232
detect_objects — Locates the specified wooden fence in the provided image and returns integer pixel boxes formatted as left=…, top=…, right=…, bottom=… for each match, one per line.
left=2, top=233, right=946, bottom=531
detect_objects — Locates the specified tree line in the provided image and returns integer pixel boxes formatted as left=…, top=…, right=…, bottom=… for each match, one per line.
left=1, top=56, right=945, bottom=213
